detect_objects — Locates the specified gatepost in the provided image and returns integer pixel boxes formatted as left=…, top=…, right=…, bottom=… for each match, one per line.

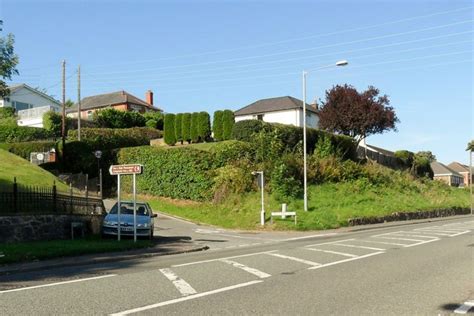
left=109, top=164, right=143, bottom=242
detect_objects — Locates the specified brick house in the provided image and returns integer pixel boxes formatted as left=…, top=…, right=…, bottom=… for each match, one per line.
left=448, top=161, right=473, bottom=186
left=67, top=90, right=161, bottom=120
left=430, top=161, right=464, bottom=187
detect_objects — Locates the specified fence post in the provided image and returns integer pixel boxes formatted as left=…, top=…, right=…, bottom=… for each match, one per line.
left=13, top=177, right=18, bottom=213
left=52, top=181, right=57, bottom=212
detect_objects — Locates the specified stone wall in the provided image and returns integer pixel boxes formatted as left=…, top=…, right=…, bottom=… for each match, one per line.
left=348, top=207, right=470, bottom=226
left=0, top=214, right=104, bottom=243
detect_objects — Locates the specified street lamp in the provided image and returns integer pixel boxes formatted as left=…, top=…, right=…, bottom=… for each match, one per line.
left=302, top=60, right=348, bottom=212
left=94, top=150, right=103, bottom=199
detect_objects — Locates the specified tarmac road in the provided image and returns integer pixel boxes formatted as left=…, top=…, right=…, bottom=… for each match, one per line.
left=0, top=216, right=473, bottom=315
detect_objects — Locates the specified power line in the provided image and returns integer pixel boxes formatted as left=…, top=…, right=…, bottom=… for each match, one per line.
left=83, top=19, right=473, bottom=76
left=82, top=5, right=473, bottom=69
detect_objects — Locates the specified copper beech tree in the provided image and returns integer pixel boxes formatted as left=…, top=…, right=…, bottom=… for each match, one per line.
left=319, top=84, right=399, bottom=145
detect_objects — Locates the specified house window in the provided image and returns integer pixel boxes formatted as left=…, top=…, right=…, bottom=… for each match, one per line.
left=12, top=101, right=32, bottom=111
left=256, top=114, right=264, bottom=121
left=87, top=111, right=93, bottom=119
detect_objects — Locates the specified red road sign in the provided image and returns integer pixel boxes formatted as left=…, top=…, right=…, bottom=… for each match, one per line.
left=109, top=164, right=143, bottom=175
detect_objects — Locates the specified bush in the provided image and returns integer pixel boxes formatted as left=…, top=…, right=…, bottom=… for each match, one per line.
left=143, top=112, right=164, bottom=130
left=209, top=140, right=256, bottom=167
left=118, top=146, right=216, bottom=201
left=175, top=113, right=183, bottom=144
left=198, top=111, right=211, bottom=142
left=58, top=140, right=95, bottom=174
left=232, top=120, right=266, bottom=142
left=146, top=119, right=157, bottom=129
left=93, top=108, right=146, bottom=128
left=190, top=112, right=199, bottom=143
left=42, top=111, right=62, bottom=136
left=164, top=114, right=176, bottom=145
left=270, top=162, right=303, bottom=202
left=0, top=141, right=56, bottom=160
left=68, top=127, right=160, bottom=150
left=394, top=150, right=414, bottom=168
left=182, top=113, right=191, bottom=144
left=213, top=110, right=223, bottom=141
left=212, top=163, right=254, bottom=203
left=222, top=110, right=235, bottom=140
left=0, top=125, right=53, bottom=142
left=0, top=107, right=15, bottom=119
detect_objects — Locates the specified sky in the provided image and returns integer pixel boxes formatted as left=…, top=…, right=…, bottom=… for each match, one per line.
left=1, top=0, right=472, bottom=164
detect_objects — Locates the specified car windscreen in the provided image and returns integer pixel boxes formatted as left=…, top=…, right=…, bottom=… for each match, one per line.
left=109, top=203, right=150, bottom=216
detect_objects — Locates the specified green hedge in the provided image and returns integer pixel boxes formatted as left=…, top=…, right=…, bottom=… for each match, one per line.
left=209, top=140, right=256, bottom=167
left=0, top=141, right=57, bottom=160
left=175, top=113, right=183, bottom=144
left=68, top=127, right=161, bottom=150
left=222, top=110, right=235, bottom=140
left=93, top=108, right=146, bottom=128
left=182, top=113, right=191, bottom=144
left=213, top=110, right=223, bottom=141
left=232, top=120, right=356, bottom=159
left=164, top=114, right=176, bottom=145
left=190, top=112, right=199, bottom=143
left=0, top=125, right=53, bottom=143
left=118, top=146, right=216, bottom=201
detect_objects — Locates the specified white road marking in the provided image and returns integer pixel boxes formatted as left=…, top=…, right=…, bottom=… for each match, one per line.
left=407, top=230, right=454, bottom=236
left=332, top=243, right=386, bottom=251
left=304, top=248, right=359, bottom=258
left=309, top=252, right=384, bottom=270
left=0, top=275, right=117, bottom=293
left=403, top=239, right=439, bottom=248
left=265, top=253, right=322, bottom=267
left=110, top=280, right=263, bottom=315
left=281, top=233, right=339, bottom=241
left=304, top=238, right=356, bottom=248
left=387, top=232, right=439, bottom=240
left=220, top=259, right=271, bottom=279
left=159, top=268, right=197, bottom=296
left=356, top=240, right=408, bottom=247
left=172, top=250, right=278, bottom=267
left=415, top=227, right=469, bottom=234
left=371, top=236, right=426, bottom=242
left=454, top=300, right=474, bottom=314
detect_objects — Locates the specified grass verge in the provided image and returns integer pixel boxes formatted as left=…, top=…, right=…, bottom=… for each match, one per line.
left=0, top=235, right=153, bottom=265
left=145, top=180, right=470, bottom=231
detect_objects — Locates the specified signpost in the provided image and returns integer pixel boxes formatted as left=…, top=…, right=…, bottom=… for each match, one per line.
left=109, top=164, right=143, bottom=242
left=252, top=171, right=265, bottom=226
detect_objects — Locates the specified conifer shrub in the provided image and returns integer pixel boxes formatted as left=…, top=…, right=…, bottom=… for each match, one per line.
left=164, top=114, right=176, bottom=145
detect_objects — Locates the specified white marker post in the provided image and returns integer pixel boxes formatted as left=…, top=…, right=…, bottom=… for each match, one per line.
left=109, top=164, right=143, bottom=242
left=252, top=171, right=265, bottom=226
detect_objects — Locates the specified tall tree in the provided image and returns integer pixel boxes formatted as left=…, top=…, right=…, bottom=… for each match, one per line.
left=213, top=110, right=223, bottom=141
left=222, top=110, right=235, bottom=140
left=175, top=113, right=183, bottom=144
left=0, top=21, right=19, bottom=97
left=182, top=113, right=192, bottom=144
left=190, top=112, right=200, bottom=143
left=164, top=113, right=176, bottom=145
left=319, top=84, right=399, bottom=144
left=198, top=111, right=211, bottom=142
left=467, top=140, right=474, bottom=151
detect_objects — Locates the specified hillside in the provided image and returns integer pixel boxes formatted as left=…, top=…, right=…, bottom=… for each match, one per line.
left=0, top=149, right=69, bottom=191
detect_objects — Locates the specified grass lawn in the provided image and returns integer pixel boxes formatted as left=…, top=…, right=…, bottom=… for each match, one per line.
left=0, top=149, right=69, bottom=191
left=145, top=181, right=470, bottom=231
left=0, top=236, right=153, bottom=265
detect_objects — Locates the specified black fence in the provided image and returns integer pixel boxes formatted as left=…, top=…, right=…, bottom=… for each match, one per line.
left=0, top=178, right=105, bottom=215
left=356, top=146, right=400, bottom=169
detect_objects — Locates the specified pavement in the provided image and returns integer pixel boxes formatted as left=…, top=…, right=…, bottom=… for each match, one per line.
left=0, top=215, right=472, bottom=315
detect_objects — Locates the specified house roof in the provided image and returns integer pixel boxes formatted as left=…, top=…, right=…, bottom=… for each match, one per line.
left=447, top=162, right=472, bottom=174
left=234, top=96, right=318, bottom=116
left=67, top=90, right=161, bottom=112
left=7, top=83, right=61, bottom=106
left=431, top=161, right=463, bottom=177
left=366, top=144, right=395, bottom=157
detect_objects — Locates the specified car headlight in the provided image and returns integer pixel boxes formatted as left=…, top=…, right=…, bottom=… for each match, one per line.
left=137, top=223, right=149, bottom=228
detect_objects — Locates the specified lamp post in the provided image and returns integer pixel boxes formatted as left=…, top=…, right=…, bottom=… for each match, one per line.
left=94, top=150, right=102, bottom=199
left=470, top=149, right=473, bottom=215
left=302, top=60, right=348, bottom=212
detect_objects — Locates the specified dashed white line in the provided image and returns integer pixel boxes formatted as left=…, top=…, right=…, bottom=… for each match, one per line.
left=356, top=240, right=408, bottom=247
left=172, top=250, right=278, bottom=267
left=220, top=259, right=271, bottom=279
left=281, top=233, right=339, bottom=241
left=109, top=280, right=263, bottom=315
left=454, top=300, right=474, bottom=314
left=387, top=233, right=439, bottom=240
left=333, top=243, right=386, bottom=251
left=159, top=268, right=197, bottom=296
left=0, top=275, right=117, bottom=293
left=265, top=253, right=322, bottom=267
left=304, top=238, right=356, bottom=248
left=304, top=248, right=359, bottom=258
left=371, top=236, right=426, bottom=242
left=309, top=252, right=384, bottom=270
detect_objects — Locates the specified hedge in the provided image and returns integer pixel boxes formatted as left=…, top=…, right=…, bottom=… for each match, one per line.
left=190, top=112, right=199, bottom=143
left=118, top=146, right=216, bottom=201
left=232, top=120, right=356, bottom=159
left=198, top=111, right=211, bottom=141
left=93, top=108, right=146, bottom=128
left=182, top=113, right=191, bottom=144
left=0, top=125, right=53, bottom=143
left=0, top=141, right=57, bottom=160
left=222, top=110, right=235, bottom=140
left=209, top=140, right=256, bottom=167
left=213, top=110, right=223, bottom=141
left=175, top=113, right=183, bottom=144
left=68, top=127, right=161, bottom=150
left=164, top=114, right=176, bottom=145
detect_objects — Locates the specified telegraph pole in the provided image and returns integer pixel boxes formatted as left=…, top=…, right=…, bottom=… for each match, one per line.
left=77, top=65, right=81, bottom=141
left=61, top=60, right=66, bottom=159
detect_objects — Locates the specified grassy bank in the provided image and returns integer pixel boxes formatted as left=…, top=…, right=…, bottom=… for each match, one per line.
left=146, top=180, right=469, bottom=231
left=0, top=236, right=153, bottom=265
left=0, top=149, right=69, bottom=190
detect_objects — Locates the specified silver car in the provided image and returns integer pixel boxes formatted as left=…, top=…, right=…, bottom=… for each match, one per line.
left=102, top=201, right=157, bottom=239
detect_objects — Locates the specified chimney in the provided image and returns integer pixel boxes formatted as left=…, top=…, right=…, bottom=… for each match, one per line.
left=311, top=99, right=319, bottom=110
left=145, top=90, right=153, bottom=105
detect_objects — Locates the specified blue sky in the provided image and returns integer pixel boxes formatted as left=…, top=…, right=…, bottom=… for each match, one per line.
left=1, top=0, right=472, bottom=164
